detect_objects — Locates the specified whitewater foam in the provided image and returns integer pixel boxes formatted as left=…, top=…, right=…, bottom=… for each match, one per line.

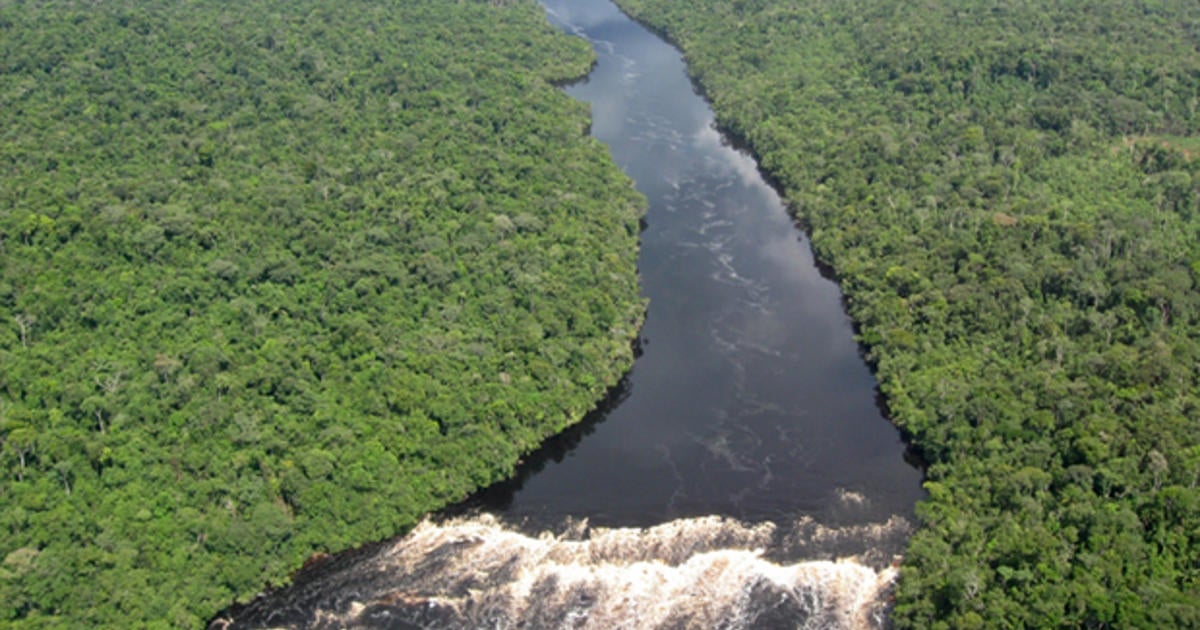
left=214, top=514, right=907, bottom=629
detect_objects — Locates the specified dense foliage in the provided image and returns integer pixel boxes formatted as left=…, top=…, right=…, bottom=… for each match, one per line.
left=615, top=0, right=1200, bottom=626
left=0, top=0, right=644, bottom=626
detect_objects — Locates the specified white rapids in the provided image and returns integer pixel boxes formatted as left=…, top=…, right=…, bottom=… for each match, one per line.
left=231, top=514, right=911, bottom=630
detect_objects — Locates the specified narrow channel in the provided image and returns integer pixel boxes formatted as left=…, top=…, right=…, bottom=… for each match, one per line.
left=215, top=0, right=925, bottom=627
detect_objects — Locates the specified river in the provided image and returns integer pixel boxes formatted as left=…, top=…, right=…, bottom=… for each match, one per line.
left=212, top=0, right=924, bottom=627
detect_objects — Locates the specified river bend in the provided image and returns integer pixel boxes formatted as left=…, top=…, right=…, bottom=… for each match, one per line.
left=214, top=1, right=924, bottom=627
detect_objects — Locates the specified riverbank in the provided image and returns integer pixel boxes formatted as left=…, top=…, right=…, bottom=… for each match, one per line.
left=0, top=1, right=645, bottom=626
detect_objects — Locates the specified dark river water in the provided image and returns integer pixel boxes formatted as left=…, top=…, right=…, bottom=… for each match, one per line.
left=214, top=1, right=924, bottom=627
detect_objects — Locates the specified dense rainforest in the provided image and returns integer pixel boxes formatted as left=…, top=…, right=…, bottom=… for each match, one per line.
left=0, top=0, right=646, bottom=626
left=614, top=0, right=1200, bottom=627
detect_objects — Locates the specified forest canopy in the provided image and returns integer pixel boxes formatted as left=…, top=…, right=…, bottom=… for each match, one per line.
left=0, top=0, right=644, bottom=626
left=615, top=0, right=1200, bottom=627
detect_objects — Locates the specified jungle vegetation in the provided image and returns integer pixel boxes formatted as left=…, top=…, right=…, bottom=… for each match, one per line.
left=0, top=0, right=645, bottom=626
left=614, top=0, right=1200, bottom=627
